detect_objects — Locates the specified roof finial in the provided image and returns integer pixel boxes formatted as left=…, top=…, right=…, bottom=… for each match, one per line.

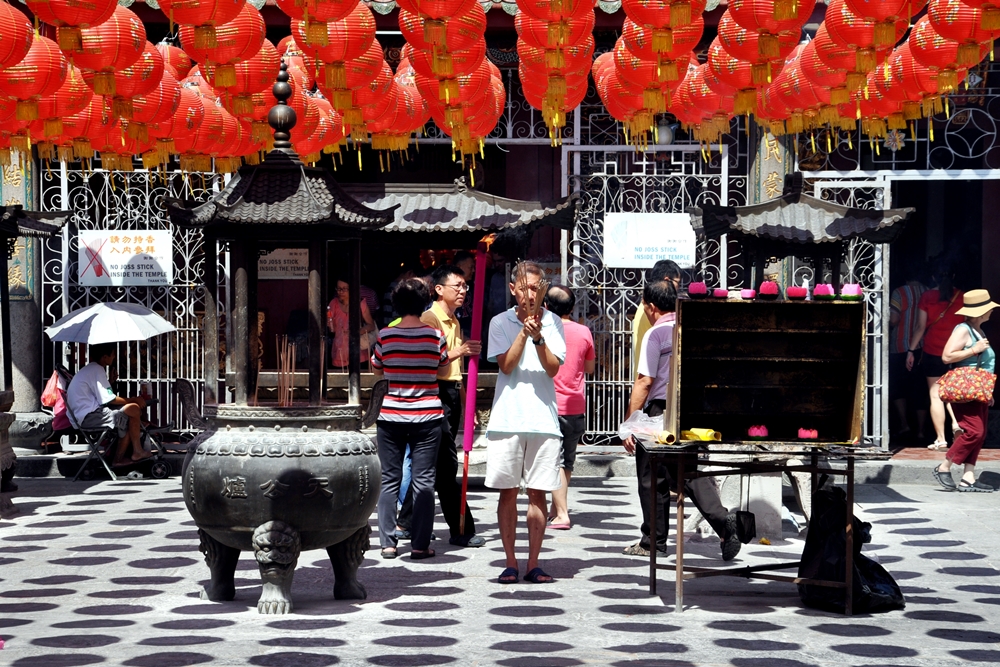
left=269, top=60, right=297, bottom=152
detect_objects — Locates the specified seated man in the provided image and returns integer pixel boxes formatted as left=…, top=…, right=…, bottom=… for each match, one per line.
left=623, top=280, right=740, bottom=561
left=66, top=343, right=150, bottom=467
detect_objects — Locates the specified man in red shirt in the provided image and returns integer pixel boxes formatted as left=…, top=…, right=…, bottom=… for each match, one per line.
left=544, top=286, right=595, bottom=529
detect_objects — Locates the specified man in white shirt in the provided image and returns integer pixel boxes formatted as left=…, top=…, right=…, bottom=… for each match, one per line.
left=66, top=343, right=150, bottom=467
left=486, top=261, right=566, bottom=584
left=622, top=281, right=739, bottom=561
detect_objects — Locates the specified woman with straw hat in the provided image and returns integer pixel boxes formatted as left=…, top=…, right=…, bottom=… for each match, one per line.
left=932, top=289, right=999, bottom=492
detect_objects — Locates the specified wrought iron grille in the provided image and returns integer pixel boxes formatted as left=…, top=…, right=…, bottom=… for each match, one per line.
left=564, top=144, right=749, bottom=445
left=39, top=167, right=225, bottom=434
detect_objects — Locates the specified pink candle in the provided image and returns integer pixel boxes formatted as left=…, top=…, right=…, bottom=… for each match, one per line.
left=688, top=281, right=708, bottom=298
left=813, top=284, right=835, bottom=299
left=786, top=286, right=808, bottom=299
left=712, top=288, right=729, bottom=298
left=740, top=289, right=756, bottom=299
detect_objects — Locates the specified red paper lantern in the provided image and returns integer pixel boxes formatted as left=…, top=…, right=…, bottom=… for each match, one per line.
left=26, top=0, right=117, bottom=52
left=928, top=0, right=999, bottom=65
left=275, top=0, right=360, bottom=46
left=401, top=2, right=486, bottom=52
left=824, top=0, right=908, bottom=72
left=295, top=95, right=345, bottom=157
left=181, top=3, right=266, bottom=88
left=396, top=0, right=478, bottom=20
left=128, top=71, right=183, bottom=143
left=908, top=16, right=985, bottom=92
left=729, top=0, right=816, bottom=58
left=621, top=0, right=708, bottom=28
left=51, top=93, right=116, bottom=160
left=158, top=0, right=248, bottom=49
left=0, top=35, right=69, bottom=121
left=0, top=2, right=33, bottom=69
left=404, top=42, right=486, bottom=79
left=894, top=42, right=959, bottom=116
left=812, top=23, right=867, bottom=90
left=100, top=41, right=166, bottom=121
left=157, top=42, right=195, bottom=79
left=960, top=0, right=1000, bottom=31
left=369, top=83, right=425, bottom=139
left=415, top=58, right=490, bottom=108
left=517, top=37, right=595, bottom=78
left=205, top=38, right=280, bottom=115
left=718, top=12, right=797, bottom=83
left=798, top=40, right=850, bottom=104
left=706, top=38, right=760, bottom=113
left=31, top=66, right=93, bottom=139
left=622, top=16, right=704, bottom=62
left=843, top=0, right=921, bottom=47
left=516, top=11, right=594, bottom=52
left=316, top=38, right=383, bottom=115
left=292, top=93, right=322, bottom=146
left=292, top=2, right=376, bottom=87
left=71, top=5, right=146, bottom=96
left=755, top=83, right=790, bottom=133
left=612, top=39, right=677, bottom=110
left=148, top=84, right=206, bottom=159
left=281, top=38, right=319, bottom=90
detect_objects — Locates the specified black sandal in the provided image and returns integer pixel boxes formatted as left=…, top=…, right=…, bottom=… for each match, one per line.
left=957, top=479, right=995, bottom=493
left=410, top=549, right=435, bottom=560
left=932, top=465, right=956, bottom=491
left=381, top=548, right=397, bottom=559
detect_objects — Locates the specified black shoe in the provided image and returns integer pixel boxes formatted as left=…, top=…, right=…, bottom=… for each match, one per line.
left=449, top=535, right=485, bottom=547
left=396, top=529, right=437, bottom=541
left=722, top=512, right=741, bottom=561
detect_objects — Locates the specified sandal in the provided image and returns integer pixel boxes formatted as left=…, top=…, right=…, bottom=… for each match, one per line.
left=932, top=465, right=957, bottom=491
left=381, top=548, right=397, bottom=559
left=957, top=479, right=995, bottom=493
left=928, top=441, right=949, bottom=452
left=498, top=567, right=519, bottom=584
left=410, top=549, right=435, bottom=560
left=622, top=542, right=650, bottom=556
left=524, top=567, right=554, bottom=584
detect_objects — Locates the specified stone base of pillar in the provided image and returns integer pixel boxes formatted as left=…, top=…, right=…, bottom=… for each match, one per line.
left=9, top=412, right=53, bottom=451
left=1, top=411, right=19, bottom=517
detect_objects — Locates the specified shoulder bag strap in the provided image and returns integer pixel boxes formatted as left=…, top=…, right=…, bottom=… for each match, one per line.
left=930, top=291, right=960, bottom=328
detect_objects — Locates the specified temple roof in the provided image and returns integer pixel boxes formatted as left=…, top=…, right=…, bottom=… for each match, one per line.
left=0, top=205, right=68, bottom=239
left=165, top=151, right=396, bottom=231
left=689, top=177, right=913, bottom=250
left=342, top=179, right=578, bottom=233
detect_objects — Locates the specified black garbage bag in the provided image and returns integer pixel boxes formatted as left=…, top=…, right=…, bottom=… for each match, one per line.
left=797, top=486, right=905, bottom=613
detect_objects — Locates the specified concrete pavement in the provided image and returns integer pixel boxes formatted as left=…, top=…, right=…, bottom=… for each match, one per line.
left=1, top=475, right=999, bottom=666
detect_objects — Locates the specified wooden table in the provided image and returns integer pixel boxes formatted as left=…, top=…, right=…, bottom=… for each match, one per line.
left=639, top=440, right=891, bottom=615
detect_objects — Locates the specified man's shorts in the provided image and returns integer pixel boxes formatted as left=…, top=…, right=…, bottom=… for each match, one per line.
left=81, top=406, right=128, bottom=438
left=557, top=414, right=586, bottom=473
left=485, top=433, right=562, bottom=491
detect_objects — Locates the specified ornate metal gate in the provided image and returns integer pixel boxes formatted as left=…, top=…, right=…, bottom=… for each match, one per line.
left=39, top=167, right=224, bottom=433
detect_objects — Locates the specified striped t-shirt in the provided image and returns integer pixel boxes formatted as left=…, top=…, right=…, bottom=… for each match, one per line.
left=370, top=325, right=449, bottom=423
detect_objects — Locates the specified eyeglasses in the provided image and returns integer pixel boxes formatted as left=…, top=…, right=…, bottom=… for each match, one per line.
left=443, top=283, right=469, bottom=292
left=336, top=286, right=349, bottom=293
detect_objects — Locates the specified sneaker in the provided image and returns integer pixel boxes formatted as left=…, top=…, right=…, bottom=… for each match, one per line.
left=449, top=534, right=485, bottom=547
left=721, top=512, right=741, bottom=561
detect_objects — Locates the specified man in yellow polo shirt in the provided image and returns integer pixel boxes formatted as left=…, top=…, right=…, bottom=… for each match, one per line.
left=398, top=263, right=485, bottom=548
left=630, top=260, right=683, bottom=380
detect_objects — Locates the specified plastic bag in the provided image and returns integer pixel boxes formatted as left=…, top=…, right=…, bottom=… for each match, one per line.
left=41, top=371, right=60, bottom=408
left=618, top=411, right=672, bottom=442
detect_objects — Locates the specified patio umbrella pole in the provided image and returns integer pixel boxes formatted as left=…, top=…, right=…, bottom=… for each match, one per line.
left=460, top=241, right=488, bottom=534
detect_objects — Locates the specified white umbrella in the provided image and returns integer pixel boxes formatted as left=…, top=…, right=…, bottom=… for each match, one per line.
left=45, top=302, right=177, bottom=344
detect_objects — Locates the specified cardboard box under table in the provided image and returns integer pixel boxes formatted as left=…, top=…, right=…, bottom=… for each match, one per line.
left=641, top=299, right=888, bottom=614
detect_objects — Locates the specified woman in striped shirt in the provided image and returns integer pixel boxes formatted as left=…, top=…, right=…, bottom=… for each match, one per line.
left=371, top=278, right=449, bottom=560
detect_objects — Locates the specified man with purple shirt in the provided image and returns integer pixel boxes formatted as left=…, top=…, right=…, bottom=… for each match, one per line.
left=544, top=285, right=595, bottom=529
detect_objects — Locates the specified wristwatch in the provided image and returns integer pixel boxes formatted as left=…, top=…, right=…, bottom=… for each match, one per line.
left=532, top=336, right=545, bottom=346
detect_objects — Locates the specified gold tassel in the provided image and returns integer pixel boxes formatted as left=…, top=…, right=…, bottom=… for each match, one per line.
left=58, top=27, right=82, bottom=52
left=44, top=118, right=63, bottom=138
left=92, top=72, right=116, bottom=96
left=127, top=122, right=149, bottom=143
left=214, top=64, right=237, bottom=88
left=548, top=21, right=570, bottom=48
left=657, top=59, right=679, bottom=81
left=344, top=108, right=363, bottom=126
left=751, top=63, right=769, bottom=85
left=74, top=139, right=94, bottom=159
left=10, top=133, right=30, bottom=153
left=432, top=51, right=455, bottom=77
left=669, top=1, right=691, bottom=26
left=937, top=68, right=959, bottom=94
left=251, top=121, right=270, bottom=143
left=545, top=49, right=565, bottom=69
left=0, top=148, right=9, bottom=167
left=232, top=95, right=254, bottom=116
left=873, top=21, right=896, bottom=48
left=652, top=28, right=673, bottom=54
left=983, top=7, right=1000, bottom=30
left=846, top=71, right=866, bottom=90
left=157, top=138, right=175, bottom=159
left=306, top=20, right=329, bottom=46
left=856, top=48, right=876, bottom=72
left=15, top=100, right=38, bottom=121
left=424, top=18, right=447, bottom=46
left=643, top=88, right=665, bottom=113
left=888, top=112, right=906, bottom=130
left=193, top=25, right=218, bottom=50
left=830, top=86, right=849, bottom=105
left=57, top=145, right=74, bottom=163
left=326, top=63, right=347, bottom=89
left=112, top=97, right=134, bottom=120
left=734, top=89, right=757, bottom=115
left=929, top=118, right=934, bottom=141
left=439, top=78, right=460, bottom=103
left=773, top=0, right=798, bottom=21
left=957, top=43, right=982, bottom=66
left=332, top=90, right=353, bottom=110
left=787, top=112, right=804, bottom=134
left=141, top=150, right=160, bottom=170
left=903, top=101, right=921, bottom=120
left=758, top=33, right=780, bottom=59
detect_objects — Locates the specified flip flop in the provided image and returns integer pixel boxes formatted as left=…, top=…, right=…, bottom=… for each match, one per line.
left=548, top=522, right=571, bottom=530
left=498, top=567, right=519, bottom=584
left=524, top=567, right=554, bottom=584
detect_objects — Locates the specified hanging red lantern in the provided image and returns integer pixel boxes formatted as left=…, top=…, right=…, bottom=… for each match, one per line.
left=181, top=3, right=266, bottom=88
left=0, top=35, right=69, bottom=121
left=400, top=2, right=486, bottom=53
left=908, top=16, right=985, bottom=93
left=0, top=1, right=33, bottom=70
left=728, top=0, right=816, bottom=58
left=57, top=93, right=118, bottom=160
left=158, top=0, right=248, bottom=49
left=275, top=0, right=360, bottom=46
left=894, top=42, right=957, bottom=116
left=874, top=46, right=921, bottom=121
left=771, top=58, right=829, bottom=132
left=706, top=38, right=759, bottom=114
left=621, top=0, right=708, bottom=28
left=683, top=64, right=733, bottom=142
left=414, top=57, right=491, bottom=108
left=396, top=0, right=478, bottom=20
left=31, top=65, right=93, bottom=140
left=26, top=0, right=117, bottom=52
left=280, top=38, right=319, bottom=90
left=517, top=37, right=595, bottom=80
left=824, top=0, right=908, bottom=72
left=204, top=38, right=279, bottom=115
left=798, top=40, right=850, bottom=104
left=70, top=5, right=146, bottom=96
left=928, top=0, right=999, bottom=65
left=292, top=93, right=322, bottom=146
left=149, top=84, right=206, bottom=160
left=97, top=41, right=166, bottom=121
left=91, top=124, right=156, bottom=172
left=316, top=40, right=383, bottom=115
left=182, top=67, right=218, bottom=98
left=292, top=3, right=376, bottom=88
left=843, top=0, right=925, bottom=47
left=296, top=95, right=345, bottom=158
left=612, top=39, right=676, bottom=111
left=621, top=16, right=704, bottom=64
left=718, top=12, right=798, bottom=83
left=403, top=42, right=486, bottom=80
left=755, top=83, right=790, bottom=134
left=369, top=84, right=426, bottom=150
left=515, top=10, right=594, bottom=50
left=157, top=41, right=195, bottom=79
left=812, top=23, right=867, bottom=90
left=960, top=0, right=1000, bottom=30
left=128, top=71, right=182, bottom=144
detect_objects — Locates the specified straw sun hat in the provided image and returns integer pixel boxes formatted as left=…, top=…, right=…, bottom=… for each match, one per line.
left=956, top=289, right=1000, bottom=318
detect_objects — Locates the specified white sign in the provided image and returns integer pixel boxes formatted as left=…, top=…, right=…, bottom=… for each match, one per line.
left=603, top=212, right=696, bottom=269
left=258, top=248, right=309, bottom=280
left=78, top=230, right=173, bottom=286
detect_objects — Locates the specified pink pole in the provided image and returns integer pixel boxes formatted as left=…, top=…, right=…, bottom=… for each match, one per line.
left=459, top=241, right=488, bottom=533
